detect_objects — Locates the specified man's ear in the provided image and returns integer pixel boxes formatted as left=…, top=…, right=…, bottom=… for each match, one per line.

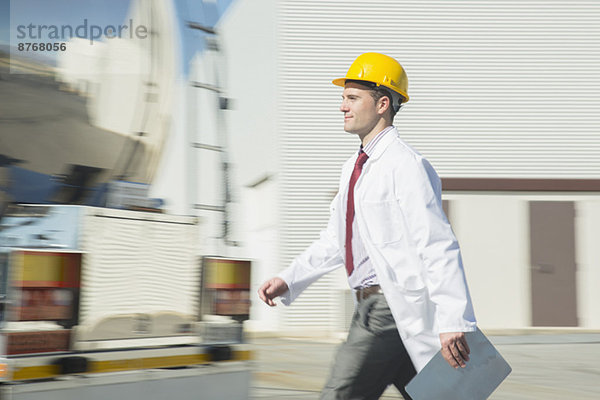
left=377, top=96, right=391, bottom=116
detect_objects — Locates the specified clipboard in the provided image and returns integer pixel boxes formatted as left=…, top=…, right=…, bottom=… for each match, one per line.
left=405, top=328, right=512, bottom=400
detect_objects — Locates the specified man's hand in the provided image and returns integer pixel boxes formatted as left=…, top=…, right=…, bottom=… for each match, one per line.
left=439, top=332, right=471, bottom=369
left=258, top=277, right=289, bottom=307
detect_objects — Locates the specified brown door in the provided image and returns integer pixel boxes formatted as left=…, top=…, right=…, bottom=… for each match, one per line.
left=529, top=201, right=578, bottom=326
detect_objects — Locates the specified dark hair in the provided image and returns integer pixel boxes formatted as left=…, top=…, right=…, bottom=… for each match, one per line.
left=345, top=79, right=403, bottom=118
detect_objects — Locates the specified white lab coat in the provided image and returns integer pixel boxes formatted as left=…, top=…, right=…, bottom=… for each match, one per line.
left=278, top=127, right=477, bottom=372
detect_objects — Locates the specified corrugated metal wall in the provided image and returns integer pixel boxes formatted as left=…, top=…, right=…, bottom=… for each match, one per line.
left=277, top=0, right=600, bottom=330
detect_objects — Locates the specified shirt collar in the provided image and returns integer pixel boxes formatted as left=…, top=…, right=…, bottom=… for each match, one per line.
left=360, top=126, right=394, bottom=157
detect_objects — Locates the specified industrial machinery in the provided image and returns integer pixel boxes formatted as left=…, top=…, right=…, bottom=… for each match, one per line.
left=0, top=204, right=251, bottom=399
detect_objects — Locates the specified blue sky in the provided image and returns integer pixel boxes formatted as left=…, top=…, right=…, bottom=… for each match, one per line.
left=1, top=0, right=237, bottom=75
left=1, top=0, right=12, bottom=44
left=175, top=0, right=237, bottom=74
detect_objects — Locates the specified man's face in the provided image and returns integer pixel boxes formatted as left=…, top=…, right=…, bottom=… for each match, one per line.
left=339, top=81, right=380, bottom=136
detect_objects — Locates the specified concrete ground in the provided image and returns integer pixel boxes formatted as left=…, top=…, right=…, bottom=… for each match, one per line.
left=249, top=332, right=600, bottom=399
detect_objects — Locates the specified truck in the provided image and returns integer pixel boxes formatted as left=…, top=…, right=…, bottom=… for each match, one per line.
left=0, top=203, right=252, bottom=399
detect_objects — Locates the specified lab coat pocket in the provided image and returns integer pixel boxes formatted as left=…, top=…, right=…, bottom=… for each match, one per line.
left=361, top=200, right=404, bottom=244
left=394, top=283, right=429, bottom=337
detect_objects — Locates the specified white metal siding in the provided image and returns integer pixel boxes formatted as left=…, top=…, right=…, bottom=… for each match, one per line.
left=277, top=0, right=600, bottom=331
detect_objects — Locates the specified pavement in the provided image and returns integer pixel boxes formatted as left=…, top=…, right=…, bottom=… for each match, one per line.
left=249, top=332, right=600, bottom=399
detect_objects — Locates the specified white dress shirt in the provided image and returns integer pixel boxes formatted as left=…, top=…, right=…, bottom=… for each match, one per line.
left=347, top=126, right=394, bottom=289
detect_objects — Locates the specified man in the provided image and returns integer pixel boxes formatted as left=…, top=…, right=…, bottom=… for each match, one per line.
left=258, top=52, right=477, bottom=399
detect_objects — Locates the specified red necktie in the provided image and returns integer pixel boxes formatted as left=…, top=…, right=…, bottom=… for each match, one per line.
left=345, top=151, right=369, bottom=276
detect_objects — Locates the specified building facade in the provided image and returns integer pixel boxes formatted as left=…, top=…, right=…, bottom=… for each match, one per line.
left=195, top=0, right=600, bottom=334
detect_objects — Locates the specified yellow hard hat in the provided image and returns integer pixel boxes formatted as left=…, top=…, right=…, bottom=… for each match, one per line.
left=332, top=52, right=409, bottom=103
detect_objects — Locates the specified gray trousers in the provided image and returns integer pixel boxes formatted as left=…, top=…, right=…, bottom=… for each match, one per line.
left=320, top=294, right=416, bottom=400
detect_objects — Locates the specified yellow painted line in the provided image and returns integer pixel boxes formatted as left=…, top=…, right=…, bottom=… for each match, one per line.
left=12, top=365, right=60, bottom=381
left=91, top=354, right=211, bottom=373
left=142, top=354, right=210, bottom=369
left=233, top=350, right=252, bottom=361
left=89, top=358, right=144, bottom=374
left=9, top=350, right=251, bottom=381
